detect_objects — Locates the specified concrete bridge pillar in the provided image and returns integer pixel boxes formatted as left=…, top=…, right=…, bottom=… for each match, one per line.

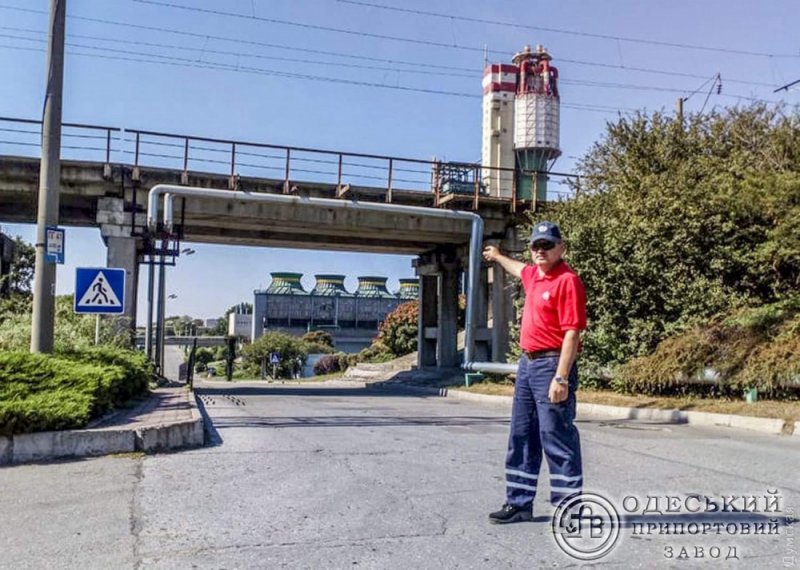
left=472, top=264, right=491, bottom=362
left=436, top=258, right=460, bottom=368
left=104, top=235, right=140, bottom=342
left=414, top=250, right=461, bottom=369
left=416, top=273, right=438, bottom=367
left=98, top=197, right=142, bottom=344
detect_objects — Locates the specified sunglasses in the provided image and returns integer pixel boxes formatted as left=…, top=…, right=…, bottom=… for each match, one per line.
left=530, top=241, right=556, bottom=251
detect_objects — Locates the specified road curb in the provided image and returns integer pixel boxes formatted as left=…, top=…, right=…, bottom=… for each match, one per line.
left=373, top=383, right=793, bottom=437
left=134, top=392, right=205, bottom=452
left=0, top=390, right=206, bottom=467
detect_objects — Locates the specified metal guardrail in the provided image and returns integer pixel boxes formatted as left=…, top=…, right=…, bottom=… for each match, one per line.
left=0, top=115, right=577, bottom=210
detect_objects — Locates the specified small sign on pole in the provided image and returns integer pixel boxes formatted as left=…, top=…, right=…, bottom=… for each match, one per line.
left=45, top=226, right=65, bottom=264
left=270, top=352, right=280, bottom=379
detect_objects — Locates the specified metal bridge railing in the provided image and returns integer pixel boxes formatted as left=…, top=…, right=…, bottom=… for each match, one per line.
left=0, top=116, right=582, bottom=210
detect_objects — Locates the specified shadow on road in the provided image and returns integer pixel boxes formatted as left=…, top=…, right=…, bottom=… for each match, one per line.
left=195, top=384, right=439, bottom=399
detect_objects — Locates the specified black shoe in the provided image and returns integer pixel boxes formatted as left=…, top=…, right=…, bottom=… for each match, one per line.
left=488, top=503, right=533, bottom=524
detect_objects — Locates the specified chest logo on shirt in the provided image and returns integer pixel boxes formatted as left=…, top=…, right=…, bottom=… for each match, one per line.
left=542, top=291, right=551, bottom=301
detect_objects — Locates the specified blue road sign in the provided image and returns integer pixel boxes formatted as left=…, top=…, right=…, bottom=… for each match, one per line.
left=270, top=352, right=280, bottom=364
left=74, top=267, right=126, bottom=314
left=45, top=226, right=65, bottom=264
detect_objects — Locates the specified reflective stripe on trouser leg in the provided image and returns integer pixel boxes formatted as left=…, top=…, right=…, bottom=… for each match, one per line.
left=504, top=354, right=541, bottom=508
left=531, top=359, right=583, bottom=505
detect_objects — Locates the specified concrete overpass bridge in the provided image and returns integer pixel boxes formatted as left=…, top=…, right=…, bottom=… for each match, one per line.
left=0, top=116, right=531, bottom=368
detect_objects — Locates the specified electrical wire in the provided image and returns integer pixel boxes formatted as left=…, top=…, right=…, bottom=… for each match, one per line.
left=3, top=27, right=768, bottom=100
left=0, top=5, right=779, bottom=89
left=1, top=27, right=781, bottom=106
left=0, top=41, right=637, bottom=113
left=335, top=0, right=800, bottom=59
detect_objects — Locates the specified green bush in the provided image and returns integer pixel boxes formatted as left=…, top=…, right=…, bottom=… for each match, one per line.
left=0, top=294, right=133, bottom=352
left=240, top=331, right=307, bottom=378
left=302, top=330, right=334, bottom=348
left=614, top=298, right=800, bottom=397
left=301, top=340, right=336, bottom=355
left=193, top=348, right=215, bottom=366
left=0, top=350, right=152, bottom=435
left=376, top=301, right=418, bottom=356
left=58, top=346, right=153, bottom=403
left=313, top=353, right=347, bottom=375
left=535, top=104, right=800, bottom=373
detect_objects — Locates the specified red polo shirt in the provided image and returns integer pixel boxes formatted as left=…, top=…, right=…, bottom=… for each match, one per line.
left=519, top=260, right=587, bottom=352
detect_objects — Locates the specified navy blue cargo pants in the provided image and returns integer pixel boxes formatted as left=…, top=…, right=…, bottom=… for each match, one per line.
left=505, top=353, right=583, bottom=508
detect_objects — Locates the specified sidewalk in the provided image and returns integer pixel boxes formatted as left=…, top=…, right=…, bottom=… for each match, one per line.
left=0, top=384, right=205, bottom=467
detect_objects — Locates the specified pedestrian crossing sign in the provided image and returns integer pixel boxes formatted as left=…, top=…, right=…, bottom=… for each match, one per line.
left=74, top=267, right=126, bottom=314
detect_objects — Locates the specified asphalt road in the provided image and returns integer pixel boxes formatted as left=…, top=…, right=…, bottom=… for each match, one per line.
left=0, top=381, right=797, bottom=569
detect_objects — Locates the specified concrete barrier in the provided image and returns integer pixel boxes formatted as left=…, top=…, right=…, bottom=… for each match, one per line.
left=135, top=417, right=204, bottom=452
left=135, top=392, right=205, bottom=452
left=11, top=428, right=135, bottom=464
left=0, top=390, right=207, bottom=466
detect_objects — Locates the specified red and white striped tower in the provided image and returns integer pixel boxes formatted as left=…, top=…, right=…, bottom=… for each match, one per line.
left=481, top=45, right=561, bottom=202
left=481, top=62, right=518, bottom=198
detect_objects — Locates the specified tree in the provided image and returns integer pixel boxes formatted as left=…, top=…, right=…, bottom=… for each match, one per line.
left=240, top=331, right=307, bottom=378
left=375, top=300, right=419, bottom=356
left=0, top=236, right=35, bottom=296
left=538, top=103, right=800, bottom=374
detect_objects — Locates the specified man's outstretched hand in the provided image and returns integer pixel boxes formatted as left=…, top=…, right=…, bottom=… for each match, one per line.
left=483, top=245, right=500, bottom=262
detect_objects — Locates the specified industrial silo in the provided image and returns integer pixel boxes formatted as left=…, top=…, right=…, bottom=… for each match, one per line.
left=481, top=44, right=561, bottom=203
left=512, top=44, right=561, bottom=202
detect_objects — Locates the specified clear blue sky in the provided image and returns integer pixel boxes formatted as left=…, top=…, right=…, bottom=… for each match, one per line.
left=0, top=0, right=797, bottom=322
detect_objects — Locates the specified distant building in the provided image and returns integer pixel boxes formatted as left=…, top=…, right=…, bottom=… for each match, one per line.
left=205, top=318, right=219, bottom=329
left=251, top=273, right=419, bottom=353
left=228, top=313, right=252, bottom=339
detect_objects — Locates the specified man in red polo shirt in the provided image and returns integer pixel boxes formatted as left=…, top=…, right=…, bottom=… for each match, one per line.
left=482, top=220, right=587, bottom=524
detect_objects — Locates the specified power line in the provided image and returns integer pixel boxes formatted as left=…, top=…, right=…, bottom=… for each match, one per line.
left=0, top=41, right=633, bottom=113
left=0, top=4, right=779, bottom=89
left=133, top=0, right=800, bottom=67
left=335, top=0, right=800, bottom=59
left=131, top=0, right=495, bottom=55
left=0, top=28, right=478, bottom=79
left=0, top=28, right=759, bottom=99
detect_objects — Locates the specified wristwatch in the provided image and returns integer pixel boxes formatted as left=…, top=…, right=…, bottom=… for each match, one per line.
left=553, top=375, right=568, bottom=386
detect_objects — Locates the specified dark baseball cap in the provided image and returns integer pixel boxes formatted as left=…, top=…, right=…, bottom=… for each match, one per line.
left=529, top=221, right=562, bottom=244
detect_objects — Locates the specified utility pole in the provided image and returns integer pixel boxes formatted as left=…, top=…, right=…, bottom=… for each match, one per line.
left=676, top=97, right=684, bottom=126
left=31, top=0, right=66, bottom=353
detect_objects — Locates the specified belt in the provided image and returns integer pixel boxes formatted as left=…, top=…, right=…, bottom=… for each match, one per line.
left=524, top=349, right=561, bottom=359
